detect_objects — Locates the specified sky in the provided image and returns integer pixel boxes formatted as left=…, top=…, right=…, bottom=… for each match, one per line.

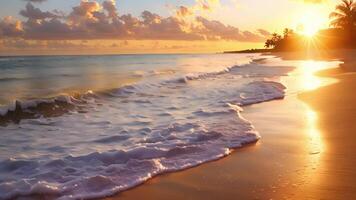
left=0, top=0, right=339, bottom=55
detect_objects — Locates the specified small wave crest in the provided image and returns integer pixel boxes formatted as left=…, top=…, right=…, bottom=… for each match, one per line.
left=0, top=61, right=274, bottom=125
left=0, top=91, right=96, bottom=125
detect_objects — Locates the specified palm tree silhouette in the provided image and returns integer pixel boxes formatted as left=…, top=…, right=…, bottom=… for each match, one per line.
left=283, top=28, right=294, bottom=38
left=329, top=0, right=356, bottom=37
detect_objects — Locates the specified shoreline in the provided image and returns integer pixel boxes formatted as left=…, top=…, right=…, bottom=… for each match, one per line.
left=105, top=96, right=314, bottom=200
left=104, top=50, right=356, bottom=200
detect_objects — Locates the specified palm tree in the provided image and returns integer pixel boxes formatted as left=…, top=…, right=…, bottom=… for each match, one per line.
left=283, top=28, right=294, bottom=38
left=264, top=33, right=282, bottom=49
left=329, top=0, right=356, bottom=33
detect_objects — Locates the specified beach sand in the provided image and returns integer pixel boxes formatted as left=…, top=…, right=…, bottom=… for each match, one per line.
left=295, top=55, right=356, bottom=199
left=105, top=50, right=356, bottom=200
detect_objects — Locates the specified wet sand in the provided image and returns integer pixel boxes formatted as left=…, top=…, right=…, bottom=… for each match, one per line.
left=105, top=50, right=356, bottom=200
left=295, top=56, right=356, bottom=199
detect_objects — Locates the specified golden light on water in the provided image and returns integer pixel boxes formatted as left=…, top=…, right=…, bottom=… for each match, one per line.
left=297, top=60, right=340, bottom=154
left=299, top=61, right=327, bottom=156
left=297, top=60, right=340, bottom=92
left=299, top=61, right=325, bottom=90
left=296, top=59, right=341, bottom=169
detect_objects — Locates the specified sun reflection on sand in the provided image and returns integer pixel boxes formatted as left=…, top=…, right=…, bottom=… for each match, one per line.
left=297, top=59, right=341, bottom=154
left=306, top=107, right=324, bottom=154
left=293, top=59, right=340, bottom=195
left=300, top=61, right=330, bottom=91
left=297, top=60, right=337, bottom=155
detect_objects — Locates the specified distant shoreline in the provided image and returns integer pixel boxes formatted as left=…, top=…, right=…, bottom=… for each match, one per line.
left=223, top=47, right=356, bottom=54
left=223, top=49, right=272, bottom=54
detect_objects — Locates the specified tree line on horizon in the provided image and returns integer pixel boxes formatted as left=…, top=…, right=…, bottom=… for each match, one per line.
left=264, top=0, right=356, bottom=51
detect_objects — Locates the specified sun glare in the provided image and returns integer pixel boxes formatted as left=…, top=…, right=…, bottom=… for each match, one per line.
left=296, top=9, right=326, bottom=37
left=303, top=25, right=319, bottom=37
left=298, top=60, right=339, bottom=91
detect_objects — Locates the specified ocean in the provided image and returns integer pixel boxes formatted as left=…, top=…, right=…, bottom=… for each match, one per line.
left=0, top=54, right=294, bottom=199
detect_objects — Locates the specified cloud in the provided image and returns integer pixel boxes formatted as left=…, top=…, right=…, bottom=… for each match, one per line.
left=68, top=1, right=101, bottom=23
left=176, top=6, right=194, bottom=18
left=0, top=16, right=24, bottom=38
left=196, top=0, right=221, bottom=11
left=20, top=3, right=58, bottom=20
left=0, top=0, right=269, bottom=43
left=103, top=0, right=119, bottom=19
left=257, top=29, right=271, bottom=37
left=194, top=17, right=268, bottom=41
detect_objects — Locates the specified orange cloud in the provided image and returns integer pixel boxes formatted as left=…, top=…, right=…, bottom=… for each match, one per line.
left=176, top=6, right=194, bottom=18
left=0, top=0, right=270, bottom=43
left=0, top=16, right=23, bottom=38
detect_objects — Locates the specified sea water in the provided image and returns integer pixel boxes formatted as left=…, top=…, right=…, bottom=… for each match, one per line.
left=0, top=54, right=294, bottom=199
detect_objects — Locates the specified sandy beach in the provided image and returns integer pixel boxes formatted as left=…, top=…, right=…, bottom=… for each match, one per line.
left=105, top=50, right=356, bottom=200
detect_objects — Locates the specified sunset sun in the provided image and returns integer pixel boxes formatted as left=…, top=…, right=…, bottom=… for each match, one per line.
left=302, top=23, right=320, bottom=37
left=296, top=9, right=326, bottom=37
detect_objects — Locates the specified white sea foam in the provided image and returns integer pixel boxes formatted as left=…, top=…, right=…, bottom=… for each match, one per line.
left=0, top=54, right=294, bottom=199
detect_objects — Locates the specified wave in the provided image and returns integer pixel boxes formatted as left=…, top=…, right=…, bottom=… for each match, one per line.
left=0, top=63, right=246, bottom=124
left=0, top=58, right=293, bottom=199
left=0, top=92, right=96, bottom=125
left=0, top=77, right=31, bottom=82
left=0, top=120, right=259, bottom=200
left=239, top=81, right=286, bottom=106
left=0, top=82, right=285, bottom=199
left=0, top=60, right=291, bottom=121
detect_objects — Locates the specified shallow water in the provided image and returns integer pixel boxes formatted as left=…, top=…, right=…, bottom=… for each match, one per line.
left=0, top=54, right=295, bottom=199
